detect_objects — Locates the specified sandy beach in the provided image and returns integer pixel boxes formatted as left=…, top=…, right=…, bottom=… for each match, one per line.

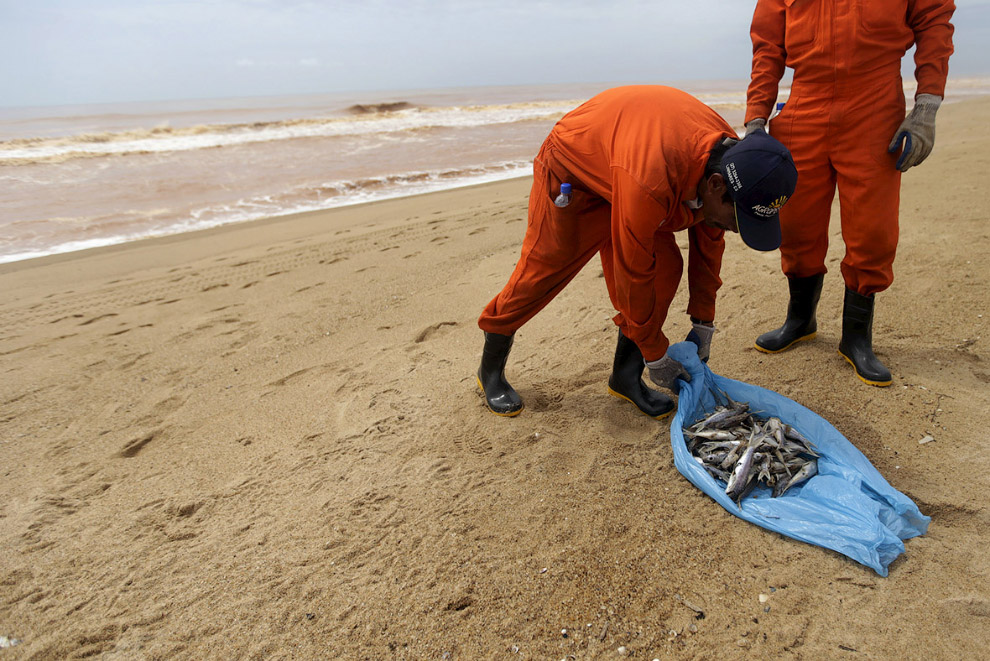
left=1, top=97, right=988, bottom=659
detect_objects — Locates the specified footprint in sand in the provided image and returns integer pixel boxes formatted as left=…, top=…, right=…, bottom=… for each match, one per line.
left=79, top=313, right=118, bottom=326
left=413, top=321, right=458, bottom=344
left=525, top=386, right=564, bottom=413
left=294, top=282, right=326, bottom=293
left=117, top=430, right=159, bottom=458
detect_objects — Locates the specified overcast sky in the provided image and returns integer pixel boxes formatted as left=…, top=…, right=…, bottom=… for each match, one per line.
left=2, top=0, right=988, bottom=107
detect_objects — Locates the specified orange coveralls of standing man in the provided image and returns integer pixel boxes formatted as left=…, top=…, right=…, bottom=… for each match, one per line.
left=476, top=86, right=798, bottom=419
left=745, top=0, right=955, bottom=386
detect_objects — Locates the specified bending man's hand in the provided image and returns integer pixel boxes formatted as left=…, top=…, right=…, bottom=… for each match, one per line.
left=888, top=94, right=942, bottom=172
left=646, top=354, right=691, bottom=391
left=685, top=322, right=715, bottom=363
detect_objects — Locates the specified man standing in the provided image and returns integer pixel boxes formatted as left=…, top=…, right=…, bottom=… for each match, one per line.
left=476, top=85, right=798, bottom=418
left=745, top=0, right=955, bottom=386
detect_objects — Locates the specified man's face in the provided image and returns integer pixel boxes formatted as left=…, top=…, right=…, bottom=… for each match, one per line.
left=701, top=173, right=738, bottom=233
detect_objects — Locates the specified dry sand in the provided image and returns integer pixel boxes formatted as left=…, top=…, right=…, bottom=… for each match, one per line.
left=1, top=98, right=989, bottom=660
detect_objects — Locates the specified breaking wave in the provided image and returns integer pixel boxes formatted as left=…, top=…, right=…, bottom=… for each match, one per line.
left=0, top=100, right=582, bottom=164
left=346, top=102, right=416, bottom=114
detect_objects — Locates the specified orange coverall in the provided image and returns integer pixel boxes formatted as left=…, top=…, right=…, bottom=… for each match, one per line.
left=747, top=0, right=954, bottom=295
left=478, top=86, right=734, bottom=362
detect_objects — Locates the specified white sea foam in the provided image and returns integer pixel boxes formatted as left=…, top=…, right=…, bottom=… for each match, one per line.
left=177, top=160, right=534, bottom=231
left=0, top=101, right=581, bottom=162
left=0, top=160, right=532, bottom=264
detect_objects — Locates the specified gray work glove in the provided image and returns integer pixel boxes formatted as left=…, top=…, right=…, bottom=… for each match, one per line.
left=685, top=322, right=715, bottom=363
left=646, top=354, right=691, bottom=391
left=744, top=118, right=767, bottom=136
left=888, top=93, right=942, bottom=172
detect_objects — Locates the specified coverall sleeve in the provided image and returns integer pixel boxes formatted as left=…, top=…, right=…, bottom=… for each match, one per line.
left=608, top=167, right=677, bottom=362
left=686, top=221, right=726, bottom=322
left=746, top=0, right=787, bottom=124
left=908, top=0, right=955, bottom=97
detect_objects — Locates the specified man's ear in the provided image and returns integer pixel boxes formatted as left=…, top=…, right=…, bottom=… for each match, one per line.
left=707, top=172, right=726, bottom=195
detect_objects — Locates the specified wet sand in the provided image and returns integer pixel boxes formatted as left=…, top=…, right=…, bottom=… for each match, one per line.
left=1, top=98, right=988, bottom=659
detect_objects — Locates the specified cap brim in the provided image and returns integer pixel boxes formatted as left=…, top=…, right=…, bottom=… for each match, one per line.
left=735, top=203, right=782, bottom=252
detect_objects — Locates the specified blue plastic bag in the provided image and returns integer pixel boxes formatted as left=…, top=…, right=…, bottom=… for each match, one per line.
left=667, top=341, right=929, bottom=576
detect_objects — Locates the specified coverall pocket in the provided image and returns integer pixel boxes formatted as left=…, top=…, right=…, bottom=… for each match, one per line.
left=543, top=167, right=586, bottom=217
left=783, top=0, right=817, bottom=51
left=861, top=83, right=906, bottom=166
left=857, top=0, right=906, bottom=33
left=537, top=164, right=610, bottom=256
left=768, top=98, right=794, bottom=143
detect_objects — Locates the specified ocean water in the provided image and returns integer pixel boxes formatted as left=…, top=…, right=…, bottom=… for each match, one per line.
left=1, top=77, right=988, bottom=264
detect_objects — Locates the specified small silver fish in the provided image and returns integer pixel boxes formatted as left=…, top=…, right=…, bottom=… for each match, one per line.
left=709, top=410, right=753, bottom=430
left=784, top=424, right=816, bottom=448
left=703, top=464, right=732, bottom=483
left=695, top=404, right=749, bottom=430
left=773, top=461, right=818, bottom=497
left=725, top=443, right=758, bottom=501
left=696, top=440, right=741, bottom=454
left=686, top=429, right=738, bottom=441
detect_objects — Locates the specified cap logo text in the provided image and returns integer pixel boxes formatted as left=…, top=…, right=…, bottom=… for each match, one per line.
left=750, top=195, right=789, bottom=218
left=726, top=162, right=743, bottom=192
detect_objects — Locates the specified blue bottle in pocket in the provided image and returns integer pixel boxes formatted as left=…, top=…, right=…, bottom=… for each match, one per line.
left=554, top=183, right=572, bottom=208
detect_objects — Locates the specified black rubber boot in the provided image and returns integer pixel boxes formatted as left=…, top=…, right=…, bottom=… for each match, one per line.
left=477, top=332, right=524, bottom=416
left=838, top=288, right=892, bottom=387
left=607, top=329, right=675, bottom=420
left=755, top=273, right=824, bottom=353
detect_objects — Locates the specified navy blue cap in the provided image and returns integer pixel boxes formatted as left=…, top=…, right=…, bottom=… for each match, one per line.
left=720, top=130, right=798, bottom=252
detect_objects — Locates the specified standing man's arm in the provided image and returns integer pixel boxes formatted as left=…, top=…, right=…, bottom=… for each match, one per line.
left=888, top=0, right=956, bottom=171
left=910, top=0, right=956, bottom=98
left=745, top=0, right=788, bottom=134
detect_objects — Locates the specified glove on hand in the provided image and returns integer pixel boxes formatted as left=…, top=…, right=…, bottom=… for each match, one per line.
left=888, top=94, right=942, bottom=172
left=646, top=354, right=691, bottom=391
left=744, top=118, right=767, bottom=136
left=685, top=322, right=715, bottom=363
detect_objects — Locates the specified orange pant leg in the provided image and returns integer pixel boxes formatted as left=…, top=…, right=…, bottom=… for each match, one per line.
left=770, top=93, right=836, bottom=279
left=834, top=159, right=901, bottom=295
left=832, top=78, right=905, bottom=296
left=478, top=149, right=611, bottom=335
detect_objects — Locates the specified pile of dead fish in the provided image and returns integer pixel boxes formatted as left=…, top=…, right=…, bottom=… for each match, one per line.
left=684, top=391, right=819, bottom=505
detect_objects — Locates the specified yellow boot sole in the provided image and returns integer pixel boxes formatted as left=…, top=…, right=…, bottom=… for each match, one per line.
left=754, top=331, right=817, bottom=354
left=607, top=386, right=674, bottom=421
left=837, top=351, right=892, bottom=387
